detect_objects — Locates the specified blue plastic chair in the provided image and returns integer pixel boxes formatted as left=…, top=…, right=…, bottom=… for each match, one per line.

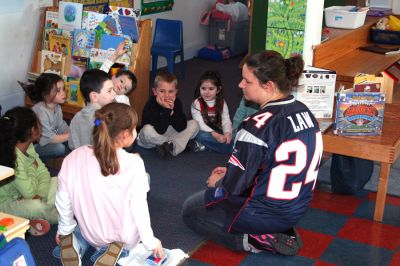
left=151, top=18, right=185, bottom=79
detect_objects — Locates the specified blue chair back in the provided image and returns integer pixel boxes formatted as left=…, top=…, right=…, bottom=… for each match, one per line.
left=153, top=19, right=183, bottom=51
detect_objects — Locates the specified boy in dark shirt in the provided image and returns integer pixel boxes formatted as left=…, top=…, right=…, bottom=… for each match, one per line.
left=137, top=72, right=199, bottom=157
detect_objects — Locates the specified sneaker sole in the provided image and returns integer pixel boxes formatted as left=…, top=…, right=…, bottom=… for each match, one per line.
left=94, top=242, right=124, bottom=266
left=270, top=233, right=300, bottom=256
left=293, top=227, right=303, bottom=249
left=60, top=234, right=81, bottom=266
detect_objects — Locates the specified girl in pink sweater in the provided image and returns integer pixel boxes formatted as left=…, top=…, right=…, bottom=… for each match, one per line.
left=55, top=102, right=164, bottom=266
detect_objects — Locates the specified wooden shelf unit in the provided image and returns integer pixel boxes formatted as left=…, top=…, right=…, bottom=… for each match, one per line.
left=27, top=7, right=152, bottom=123
left=313, top=16, right=400, bottom=103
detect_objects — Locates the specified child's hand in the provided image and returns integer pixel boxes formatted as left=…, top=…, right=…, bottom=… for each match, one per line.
left=55, top=233, right=61, bottom=245
left=224, top=133, right=232, bottom=144
left=164, top=97, right=175, bottom=110
left=155, top=95, right=169, bottom=109
left=152, top=239, right=164, bottom=259
left=156, top=95, right=175, bottom=110
left=32, top=195, right=43, bottom=201
left=211, top=131, right=226, bottom=143
left=110, top=41, right=127, bottom=62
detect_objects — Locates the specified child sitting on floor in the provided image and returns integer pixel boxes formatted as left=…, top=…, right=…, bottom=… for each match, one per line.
left=137, top=71, right=199, bottom=158
left=68, top=69, right=116, bottom=150
left=0, top=107, right=58, bottom=236
left=22, top=73, right=69, bottom=162
left=56, top=102, right=164, bottom=265
left=191, top=70, right=233, bottom=154
left=100, top=41, right=137, bottom=106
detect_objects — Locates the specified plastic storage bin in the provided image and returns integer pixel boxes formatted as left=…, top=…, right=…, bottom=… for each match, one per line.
left=324, top=6, right=368, bottom=29
left=371, top=29, right=400, bottom=44
left=209, top=19, right=249, bottom=55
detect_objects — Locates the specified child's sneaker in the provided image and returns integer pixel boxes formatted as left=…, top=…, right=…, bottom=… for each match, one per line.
left=94, top=242, right=124, bottom=266
left=248, top=228, right=302, bottom=256
left=193, top=140, right=206, bottom=152
left=156, top=141, right=173, bottom=158
left=28, top=219, right=50, bottom=236
left=60, top=234, right=81, bottom=266
left=184, top=139, right=196, bottom=152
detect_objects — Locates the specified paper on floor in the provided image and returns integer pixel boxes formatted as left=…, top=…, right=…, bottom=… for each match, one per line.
left=118, top=243, right=189, bottom=266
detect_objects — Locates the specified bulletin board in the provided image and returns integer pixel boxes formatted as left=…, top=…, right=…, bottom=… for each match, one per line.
left=141, top=0, right=174, bottom=15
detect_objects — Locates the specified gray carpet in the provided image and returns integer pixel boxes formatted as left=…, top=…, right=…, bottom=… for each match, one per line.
left=317, top=156, right=400, bottom=197
left=26, top=54, right=244, bottom=265
left=140, top=147, right=228, bottom=252
left=27, top=148, right=228, bottom=266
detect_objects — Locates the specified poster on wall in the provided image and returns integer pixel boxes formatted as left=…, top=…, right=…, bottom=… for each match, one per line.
left=141, top=0, right=174, bottom=15
left=265, top=0, right=307, bottom=58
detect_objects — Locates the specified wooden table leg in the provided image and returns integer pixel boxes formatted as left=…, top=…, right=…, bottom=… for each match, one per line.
left=374, top=162, right=391, bottom=222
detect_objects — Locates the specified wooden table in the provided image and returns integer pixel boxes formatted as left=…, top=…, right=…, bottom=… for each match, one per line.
left=0, top=165, right=14, bottom=181
left=323, top=104, right=400, bottom=222
left=0, top=212, right=30, bottom=241
left=0, top=168, right=30, bottom=240
left=313, top=16, right=400, bottom=103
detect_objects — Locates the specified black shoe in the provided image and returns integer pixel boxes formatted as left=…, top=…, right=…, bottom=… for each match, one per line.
left=164, top=141, right=174, bottom=156
left=248, top=228, right=302, bottom=256
left=157, top=141, right=173, bottom=158
left=184, top=139, right=196, bottom=152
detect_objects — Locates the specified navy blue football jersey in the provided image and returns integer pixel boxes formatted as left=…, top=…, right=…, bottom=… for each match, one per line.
left=220, top=95, right=323, bottom=233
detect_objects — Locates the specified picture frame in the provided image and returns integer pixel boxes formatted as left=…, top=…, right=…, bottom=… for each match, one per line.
left=141, top=0, right=174, bottom=15
left=65, top=79, right=84, bottom=107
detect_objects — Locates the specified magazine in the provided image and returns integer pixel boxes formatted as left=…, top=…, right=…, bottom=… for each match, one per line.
left=334, top=92, right=386, bottom=136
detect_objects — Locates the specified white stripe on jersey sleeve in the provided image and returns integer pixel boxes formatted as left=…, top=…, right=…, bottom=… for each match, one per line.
left=235, top=128, right=268, bottom=148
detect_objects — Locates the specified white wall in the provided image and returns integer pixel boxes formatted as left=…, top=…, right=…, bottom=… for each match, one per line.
left=0, top=0, right=214, bottom=112
left=0, top=1, right=41, bottom=112
left=303, top=0, right=324, bottom=66
left=135, top=0, right=214, bottom=68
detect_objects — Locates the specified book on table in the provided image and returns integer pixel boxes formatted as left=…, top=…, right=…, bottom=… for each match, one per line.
left=334, top=92, right=386, bottom=136
left=359, top=44, right=400, bottom=55
left=293, top=66, right=337, bottom=119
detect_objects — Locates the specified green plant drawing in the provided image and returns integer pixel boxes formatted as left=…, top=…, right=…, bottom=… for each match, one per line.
left=265, top=0, right=307, bottom=58
left=266, top=28, right=304, bottom=58
left=141, top=0, right=174, bottom=15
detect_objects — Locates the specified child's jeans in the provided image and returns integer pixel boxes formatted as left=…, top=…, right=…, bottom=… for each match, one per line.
left=52, top=226, right=129, bottom=263
left=35, top=142, right=70, bottom=162
left=195, top=131, right=233, bottom=155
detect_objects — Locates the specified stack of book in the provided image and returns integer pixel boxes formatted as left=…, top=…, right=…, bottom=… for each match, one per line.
left=35, top=1, right=141, bottom=107
left=333, top=73, right=386, bottom=136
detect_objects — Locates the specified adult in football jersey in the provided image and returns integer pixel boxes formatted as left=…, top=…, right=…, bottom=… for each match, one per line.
left=182, top=50, right=323, bottom=255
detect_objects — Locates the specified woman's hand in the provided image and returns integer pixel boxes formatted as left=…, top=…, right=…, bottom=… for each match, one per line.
left=207, top=167, right=227, bottom=187
left=152, top=239, right=164, bottom=259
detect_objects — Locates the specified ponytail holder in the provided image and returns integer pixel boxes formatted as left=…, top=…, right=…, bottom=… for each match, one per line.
left=94, top=118, right=102, bottom=127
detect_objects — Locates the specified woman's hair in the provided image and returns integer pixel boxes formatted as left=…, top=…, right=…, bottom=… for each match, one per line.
left=23, top=73, right=63, bottom=103
left=245, top=50, right=304, bottom=94
left=0, top=107, right=39, bottom=169
left=92, top=102, right=138, bottom=176
left=193, top=70, right=225, bottom=131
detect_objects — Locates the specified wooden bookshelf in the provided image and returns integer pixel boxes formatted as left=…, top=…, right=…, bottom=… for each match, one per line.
left=313, top=16, right=400, bottom=103
left=27, top=7, right=152, bottom=123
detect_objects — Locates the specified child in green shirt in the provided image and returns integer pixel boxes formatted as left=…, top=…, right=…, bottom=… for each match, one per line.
left=0, top=107, right=58, bottom=236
